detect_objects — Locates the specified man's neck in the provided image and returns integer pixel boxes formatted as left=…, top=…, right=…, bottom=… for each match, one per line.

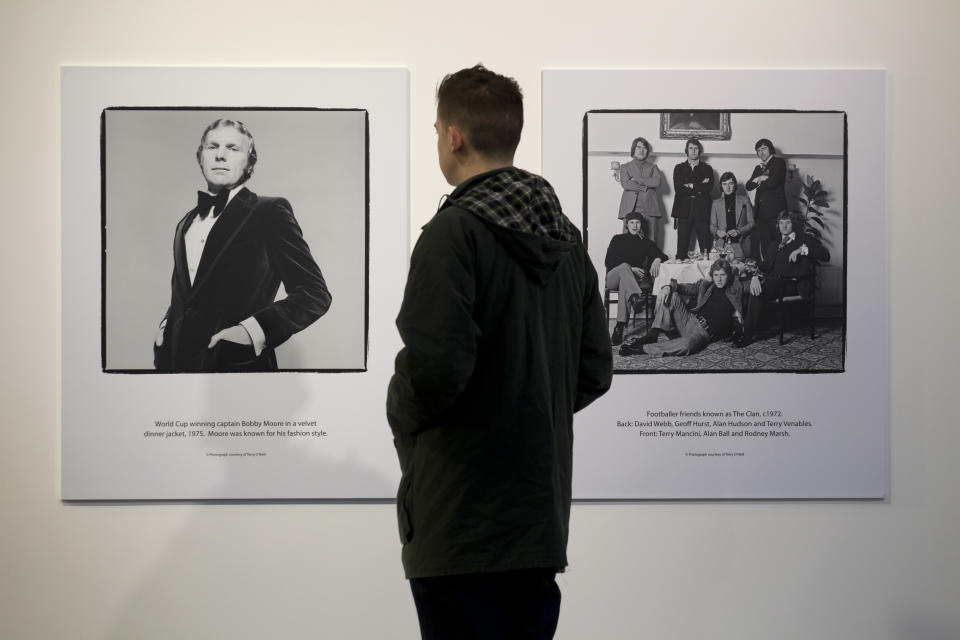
left=206, top=183, right=242, bottom=196
left=452, top=158, right=513, bottom=187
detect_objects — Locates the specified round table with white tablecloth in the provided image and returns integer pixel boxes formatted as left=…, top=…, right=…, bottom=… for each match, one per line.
left=651, top=259, right=714, bottom=293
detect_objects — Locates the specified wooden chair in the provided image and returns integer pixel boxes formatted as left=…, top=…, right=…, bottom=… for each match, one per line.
left=769, top=266, right=818, bottom=345
left=604, top=284, right=654, bottom=331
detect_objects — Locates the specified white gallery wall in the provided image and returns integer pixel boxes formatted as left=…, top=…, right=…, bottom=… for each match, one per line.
left=1, top=1, right=958, bottom=638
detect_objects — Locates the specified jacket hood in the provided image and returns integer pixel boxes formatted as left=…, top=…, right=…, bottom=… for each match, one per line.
left=443, top=167, right=580, bottom=286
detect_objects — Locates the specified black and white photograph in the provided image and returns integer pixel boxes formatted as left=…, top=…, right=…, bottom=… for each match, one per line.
left=62, top=67, right=409, bottom=500
left=544, top=69, right=886, bottom=499
left=102, top=108, right=368, bottom=373
left=586, top=110, right=846, bottom=373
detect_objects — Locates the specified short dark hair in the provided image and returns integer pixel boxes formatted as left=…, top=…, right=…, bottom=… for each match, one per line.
left=685, top=137, right=703, bottom=155
left=709, top=258, right=733, bottom=284
left=436, top=64, right=523, bottom=160
left=630, top=136, right=651, bottom=157
left=755, top=138, right=774, bottom=154
left=719, top=171, right=737, bottom=185
left=196, top=119, right=258, bottom=184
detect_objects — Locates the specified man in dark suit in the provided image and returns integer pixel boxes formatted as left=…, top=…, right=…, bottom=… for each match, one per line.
left=739, top=211, right=829, bottom=346
left=671, top=137, right=714, bottom=259
left=154, top=118, right=331, bottom=372
left=745, top=137, right=787, bottom=260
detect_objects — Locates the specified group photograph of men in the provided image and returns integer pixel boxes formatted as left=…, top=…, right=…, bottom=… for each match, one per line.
left=584, top=110, right=846, bottom=372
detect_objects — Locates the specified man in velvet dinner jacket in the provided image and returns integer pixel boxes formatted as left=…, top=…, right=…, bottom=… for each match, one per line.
left=153, top=118, right=331, bottom=372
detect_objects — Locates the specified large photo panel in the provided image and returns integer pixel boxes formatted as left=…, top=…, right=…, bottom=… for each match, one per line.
left=62, top=67, right=408, bottom=499
left=543, top=70, right=887, bottom=498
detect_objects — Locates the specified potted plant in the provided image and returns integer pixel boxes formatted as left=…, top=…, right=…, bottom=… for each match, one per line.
left=790, top=174, right=832, bottom=243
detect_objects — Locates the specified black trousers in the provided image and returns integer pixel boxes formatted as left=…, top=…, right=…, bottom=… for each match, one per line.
left=752, top=214, right=778, bottom=261
left=675, top=213, right=711, bottom=258
left=410, top=569, right=561, bottom=640
left=744, top=277, right=794, bottom=333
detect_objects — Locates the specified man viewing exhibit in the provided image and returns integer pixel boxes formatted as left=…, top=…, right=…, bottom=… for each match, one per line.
left=386, top=64, right=613, bottom=639
left=605, top=211, right=668, bottom=346
left=153, top=118, right=331, bottom=372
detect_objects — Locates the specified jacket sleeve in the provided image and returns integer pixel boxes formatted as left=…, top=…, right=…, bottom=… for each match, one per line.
left=647, top=239, right=668, bottom=264
left=739, top=198, right=755, bottom=235
left=745, top=164, right=763, bottom=191
left=694, top=166, right=714, bottom=195
left=622, top=163, right=661, bottom=190
left=387, top=211, right=480, bottom=437
left=673, top=163, right=692, bottom=197
left=575, top=255, right=613, bottom=412
left=757, top=157, right=786, bottom=193
left=253, top=198, right=332, bottom=347
left=619, top=164, right=645, bottom=192
left=637, top=164, right=662, bottom=188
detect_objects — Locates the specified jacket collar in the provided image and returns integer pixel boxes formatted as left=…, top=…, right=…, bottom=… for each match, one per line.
left=175, top=187, right=258, bottom=299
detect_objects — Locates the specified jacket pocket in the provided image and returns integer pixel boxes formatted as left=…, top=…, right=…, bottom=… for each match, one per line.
left=208, top=340, right=258, bottom=369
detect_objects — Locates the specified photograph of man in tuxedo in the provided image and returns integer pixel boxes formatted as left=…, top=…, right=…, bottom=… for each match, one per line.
left=153, top=118, right=332, bottom=372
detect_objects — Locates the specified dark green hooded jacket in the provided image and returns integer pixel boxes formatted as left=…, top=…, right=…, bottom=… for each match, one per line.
left=387, top=167, right=613, bottom=579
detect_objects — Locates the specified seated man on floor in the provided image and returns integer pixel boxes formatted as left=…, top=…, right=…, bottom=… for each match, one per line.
left=605, top=211, right=668, bottom=345
left=740, top=211, right=830, bottom=346
left=620, top=258, right=745, bottom=357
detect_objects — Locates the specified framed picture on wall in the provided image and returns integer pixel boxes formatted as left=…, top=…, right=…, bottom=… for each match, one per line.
left=61, top=66, right=410, bottom=500
left=542, top=69, right=888, bottom=500
left=661, top=111, right=731, bottom=140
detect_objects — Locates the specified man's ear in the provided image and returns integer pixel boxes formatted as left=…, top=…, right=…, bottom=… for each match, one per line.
left=448, top=124, right=465, bottom=153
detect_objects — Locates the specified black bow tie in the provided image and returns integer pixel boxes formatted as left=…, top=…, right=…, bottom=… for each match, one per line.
left=197, top=189, right=229, bottom=219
